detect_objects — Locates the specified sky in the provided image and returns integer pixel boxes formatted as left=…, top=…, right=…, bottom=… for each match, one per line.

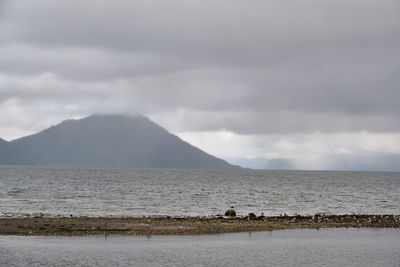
left=0, top=0, right=400, bottom=171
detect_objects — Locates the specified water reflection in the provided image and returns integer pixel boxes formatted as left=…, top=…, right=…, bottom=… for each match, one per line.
left=1, top=228, right=399, bottom=266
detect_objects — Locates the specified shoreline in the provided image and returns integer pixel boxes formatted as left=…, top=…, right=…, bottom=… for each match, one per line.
left=1, top=214, right=399, bottom=236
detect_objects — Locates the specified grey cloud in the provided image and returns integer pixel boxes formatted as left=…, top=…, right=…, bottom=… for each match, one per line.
left=3, top=1, right=398, bottom=51
left=1, top=68, right=399, bottom=134
left=152, top=110, right=400, bottom=134
left=0, top=45, right=194, bottom=81
left=324, top=153, right=400, bottom=172
left=2, top=0, right=399, bottom=74
left=2, top=1, right=399, bottom=63
left=0, top=0, right=399, bottom=135
left=0, top=0, right=8, bottom=16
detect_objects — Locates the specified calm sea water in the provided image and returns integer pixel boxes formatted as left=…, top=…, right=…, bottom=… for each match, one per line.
left=0, top=166, right=399, bottom=218
left=1, top=228, right=400, bottom=266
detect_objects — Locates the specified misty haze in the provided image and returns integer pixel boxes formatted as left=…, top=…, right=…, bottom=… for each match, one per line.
left=0, top=0, right=399, bottom=266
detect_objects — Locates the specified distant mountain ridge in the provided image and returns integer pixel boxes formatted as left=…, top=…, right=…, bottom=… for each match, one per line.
left=0, top=114, right=239, bottom=169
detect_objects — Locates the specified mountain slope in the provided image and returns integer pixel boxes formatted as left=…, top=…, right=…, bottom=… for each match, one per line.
left=9, top=114, right=238, bottom=169
left=0, top=138, right=34, bottom=165
left=0, top=138, right=12, bottom=163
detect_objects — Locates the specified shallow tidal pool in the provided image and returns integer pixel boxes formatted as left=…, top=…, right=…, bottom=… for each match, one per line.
left=1, top=228, right=400, bottom=266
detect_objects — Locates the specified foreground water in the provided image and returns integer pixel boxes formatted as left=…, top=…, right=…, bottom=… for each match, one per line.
left=0, top=166, right=399, bottom=217
left=1, top=228, right=399, bottom=266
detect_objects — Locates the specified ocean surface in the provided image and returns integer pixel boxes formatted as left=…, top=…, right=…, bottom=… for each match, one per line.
left=0, top=166, right=399, bottom=218
left=1, top=228, right=400, bottom=266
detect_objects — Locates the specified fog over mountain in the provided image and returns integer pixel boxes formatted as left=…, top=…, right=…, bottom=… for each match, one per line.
left=0, top=114, right=238, bottom=169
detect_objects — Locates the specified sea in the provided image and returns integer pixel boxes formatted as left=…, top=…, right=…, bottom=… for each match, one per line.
left=0, top=166, right=399, bottom=218
left=0, top=228, right=399, bottom=266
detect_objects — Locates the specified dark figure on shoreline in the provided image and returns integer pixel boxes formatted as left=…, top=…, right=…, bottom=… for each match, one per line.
left=225, top=207, right=236, bottom=217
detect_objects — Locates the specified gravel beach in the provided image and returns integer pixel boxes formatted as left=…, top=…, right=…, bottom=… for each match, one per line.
left=1, top=214, right=399, bottom=236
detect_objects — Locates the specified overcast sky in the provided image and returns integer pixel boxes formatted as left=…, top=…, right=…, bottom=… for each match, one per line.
left=1, top=0, right=400, bottom=170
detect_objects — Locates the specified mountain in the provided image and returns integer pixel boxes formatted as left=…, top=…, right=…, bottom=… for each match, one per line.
left=3, top=114, right=239, bottom=169
left=0, top=138, right=7, bottom=146
left=0, top=138, right=34, bottom=165
left=0, top=138, right=13, bottom=163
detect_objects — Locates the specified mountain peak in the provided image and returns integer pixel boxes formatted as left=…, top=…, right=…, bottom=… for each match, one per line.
left=2, top=115, right=239, bottom=169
